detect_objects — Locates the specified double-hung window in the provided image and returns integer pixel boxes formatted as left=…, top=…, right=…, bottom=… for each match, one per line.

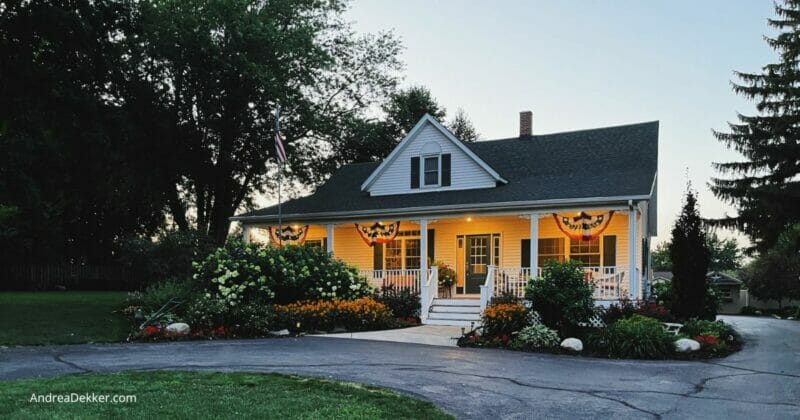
left=423, top=156, right=440, bottom=186
left=569, top=237, right=601, bottom=266
left=384, top=231, right=421, bottom=270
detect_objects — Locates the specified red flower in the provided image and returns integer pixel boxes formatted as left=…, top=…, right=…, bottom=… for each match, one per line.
left=143, top=326, right=160, bottom=337
left=695, top=334, right=719, bottom=345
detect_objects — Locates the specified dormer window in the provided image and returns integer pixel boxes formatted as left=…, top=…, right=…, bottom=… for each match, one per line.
left=410, top=142, right=452, bottom=190
left=423, top=155, right=440, bottom=186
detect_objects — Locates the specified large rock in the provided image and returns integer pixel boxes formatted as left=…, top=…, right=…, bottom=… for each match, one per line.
left=674, top=338, right=700, bottom=353
left=165, top=323, right=190, bottom=335
left=560, top=338, right=583, bottom=352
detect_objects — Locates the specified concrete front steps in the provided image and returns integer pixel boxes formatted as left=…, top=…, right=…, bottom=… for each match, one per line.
left=424, top=298, right=482, bottom=327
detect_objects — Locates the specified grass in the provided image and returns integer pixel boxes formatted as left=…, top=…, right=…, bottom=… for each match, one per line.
left=0, top=371, right=452, bottom=419
left=0, top=292, right=129, bottom=346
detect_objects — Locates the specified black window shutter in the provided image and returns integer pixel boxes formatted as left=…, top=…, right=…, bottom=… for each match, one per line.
left=603, top=236, right=617, bottom=267
left=410, top=157, right=420, bottom=189
left=373, top=243, right=383, bottom=270
left=521, top=239, right=531, bottom=268
left=322, top=237, right=327, bottom=251
left=427, top=229, right=435, bottom=262
left=441, top=154, right=451, bottom=186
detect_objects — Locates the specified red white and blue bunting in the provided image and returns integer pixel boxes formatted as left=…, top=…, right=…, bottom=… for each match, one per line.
left=267, top=225, right=310, bottom=247
left=354, top=221, right=401, bottom=247
left=553, top=211, right=615, bottom=241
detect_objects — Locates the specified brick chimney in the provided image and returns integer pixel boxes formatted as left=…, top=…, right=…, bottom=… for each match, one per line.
left=519, top=110, right=533, bottom=137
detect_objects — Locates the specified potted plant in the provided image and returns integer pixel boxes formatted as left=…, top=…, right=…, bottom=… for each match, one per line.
left=434, top=260, right=457, bottom=298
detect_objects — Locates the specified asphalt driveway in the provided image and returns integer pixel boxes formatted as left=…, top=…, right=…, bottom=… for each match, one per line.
left=1, top=316, right=798, bottom=419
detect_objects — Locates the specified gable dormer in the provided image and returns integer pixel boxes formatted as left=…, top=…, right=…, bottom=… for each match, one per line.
left=361, top=114, right=507, bottom=196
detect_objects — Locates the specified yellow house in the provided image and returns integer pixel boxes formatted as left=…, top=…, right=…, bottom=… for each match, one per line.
left=232, top=112, right=659, bottom=326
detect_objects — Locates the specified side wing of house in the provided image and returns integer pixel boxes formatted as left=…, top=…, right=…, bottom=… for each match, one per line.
left=361, top=115, right=506, bottom=196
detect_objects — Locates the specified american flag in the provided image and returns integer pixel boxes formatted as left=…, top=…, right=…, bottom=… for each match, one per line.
left=274, top=131, right=287, bottom=164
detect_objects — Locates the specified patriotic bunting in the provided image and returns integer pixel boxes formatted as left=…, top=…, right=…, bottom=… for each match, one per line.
left=553, top=211, right=615, bottom=241
left=267, top=225, right=309, bottom=247
left=354, top=221, right=401, bottom=247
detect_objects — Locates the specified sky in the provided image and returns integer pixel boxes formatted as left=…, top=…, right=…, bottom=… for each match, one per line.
left=344, top=0, right=778, bottom=246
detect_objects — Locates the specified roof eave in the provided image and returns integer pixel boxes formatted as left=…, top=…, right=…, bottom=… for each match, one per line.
left=230, top=194, right=652, bottom=223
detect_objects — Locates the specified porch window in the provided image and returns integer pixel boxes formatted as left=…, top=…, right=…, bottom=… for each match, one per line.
left=384, top=234, right=421, bottom=270
left=405, top=239, right=421, bottom=269
left=538, top=238, right=565, bottom=266
left=385, top=240, right=403, bottom=270
left=423, top=156, right=440, bottom=186
left=569, top=237, right=600, bottom=266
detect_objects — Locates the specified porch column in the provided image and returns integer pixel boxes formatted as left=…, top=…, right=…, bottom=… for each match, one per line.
left=628, top=205, right=638, bottom=300
left=326, top=224, right=334, bottom=254
left=530, top=212, right=539, bottom=278
left=242, top=225, right=250, bottom=244
left=420, top=219, right=429, bottom=279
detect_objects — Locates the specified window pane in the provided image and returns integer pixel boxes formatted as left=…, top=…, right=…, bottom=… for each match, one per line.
left=405, top=239, right=420, bottom=269
left=423, top=156, right=439, bottom=185
left=385, top=240, right=402, bottom=270
left=569, top=237, right=600, bottom=267
left=424, top=157, right=438, bottom=171
left=538, top=238, right=565, bottom=265
left=424, top=171, right=438, bottom=185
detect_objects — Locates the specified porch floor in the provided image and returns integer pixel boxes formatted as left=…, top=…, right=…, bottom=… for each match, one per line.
left=311, top=325, right=463, bottom=347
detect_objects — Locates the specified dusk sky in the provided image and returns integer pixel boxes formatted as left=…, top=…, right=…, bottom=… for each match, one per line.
left=346, top=1, right=778, bottom=246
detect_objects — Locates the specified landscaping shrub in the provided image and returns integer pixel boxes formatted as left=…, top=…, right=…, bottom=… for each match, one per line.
left=272, top=298, right=393, bottom=333
left=510, top=324, right=560, bottom=350
left=604, top=300, right=674, bottom=324
left=193, top=241, right=371, bottom=305
left=525, top=260, right=595, bottom=334
left=481, top=303, right=528, bottom=337
left=679, top=319, right=734, bottom=341
left=650, top=281, right=673, bottom=308
left=140, top=279, right=197, bottom=312
left=193, top=241, right=275, bottom=307
left=587, top=315, right=675, bottom=359
left=491, top=290, right=521, bottom=306
left=374, top=285, right=420, bottom=320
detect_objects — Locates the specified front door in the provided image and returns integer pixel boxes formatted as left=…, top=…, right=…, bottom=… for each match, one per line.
left=465, top=235, right=491, bottom=294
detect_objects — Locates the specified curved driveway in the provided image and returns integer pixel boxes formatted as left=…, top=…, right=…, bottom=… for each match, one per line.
left=1, top=316, right=798, bottom=419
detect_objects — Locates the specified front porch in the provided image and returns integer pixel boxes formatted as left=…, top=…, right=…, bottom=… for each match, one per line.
left=244, top=207, right=650, bottom=324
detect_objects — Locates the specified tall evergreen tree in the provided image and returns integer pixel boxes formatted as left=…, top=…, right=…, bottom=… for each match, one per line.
left=670, top=187, right=713, bottom=320
left=447, top=108, right=480, bottom=142
left=711, top=1, right=800, bottom=252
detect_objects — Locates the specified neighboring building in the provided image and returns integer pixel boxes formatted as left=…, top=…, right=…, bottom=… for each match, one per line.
left=232, top=112, right=659, bottom=325
left=653, top=271, right=746, bottom=314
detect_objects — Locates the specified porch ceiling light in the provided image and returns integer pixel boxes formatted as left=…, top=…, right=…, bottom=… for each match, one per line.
left=466, top=217, right=472, bottom=222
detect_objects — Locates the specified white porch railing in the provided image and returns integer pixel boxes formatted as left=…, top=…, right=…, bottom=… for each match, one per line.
left=421, top=267, right=438, bottom=321
left=359, top=269, right=421, bottom=293
left=479, top=265, right=497, bottom=311
left=490, top=266, right=632, bottom=301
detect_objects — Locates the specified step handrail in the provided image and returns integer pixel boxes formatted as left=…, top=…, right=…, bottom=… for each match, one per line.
left=479, top=265, right=496, bottom=312
left=421, top=266, right=438, bottom=321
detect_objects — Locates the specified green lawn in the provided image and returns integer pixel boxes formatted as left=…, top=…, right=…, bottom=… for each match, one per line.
left=0, top=292, right=129, bottom=345
left=0, top=371, right=452, bottom=419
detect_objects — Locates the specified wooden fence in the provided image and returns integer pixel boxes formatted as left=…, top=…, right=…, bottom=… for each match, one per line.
left=0, top=265, right=137, bottom=291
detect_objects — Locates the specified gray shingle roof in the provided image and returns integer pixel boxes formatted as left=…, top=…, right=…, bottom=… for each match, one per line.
left=234, top=121, right=659, bottom=221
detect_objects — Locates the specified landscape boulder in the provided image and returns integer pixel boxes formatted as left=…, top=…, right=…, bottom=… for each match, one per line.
left=560, top=338, right=583, bottom=352
left=165, top=323, right=190, bottom=335
left=674, top=338, right=700, bottom=353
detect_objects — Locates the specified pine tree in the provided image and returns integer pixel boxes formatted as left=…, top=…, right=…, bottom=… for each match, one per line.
left=711, top=1, right=800, bottom=252
left=670, top=187, right=713, bottom=320
left=447, top=108, right=480, bottom=142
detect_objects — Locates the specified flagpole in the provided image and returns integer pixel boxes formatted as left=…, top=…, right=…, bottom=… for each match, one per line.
left=276, top=104, right=283, bottom=247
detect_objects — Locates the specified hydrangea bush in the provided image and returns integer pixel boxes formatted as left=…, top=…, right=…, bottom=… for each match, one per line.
left=511, top=324, right=560, bottom=350
left=193, top=240, right=371, bottom=305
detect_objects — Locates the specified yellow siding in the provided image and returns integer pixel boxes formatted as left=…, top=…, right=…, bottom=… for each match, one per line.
left=246, top=209, right=642, bottom=272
